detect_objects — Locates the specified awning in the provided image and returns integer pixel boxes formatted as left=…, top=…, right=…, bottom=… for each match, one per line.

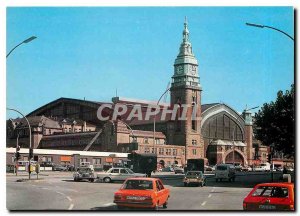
left=209, top=139, right=246, bottom=147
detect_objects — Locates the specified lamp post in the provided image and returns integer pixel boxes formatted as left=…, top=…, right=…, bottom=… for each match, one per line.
left=246, top=23, right=294, bottom=41
left=153, top=87, right=171, bottom=154
left=6, top=36, right=37, bottom=58
left=122, top=121, right=137, bottom=152
left=232, top=129, right=235, bottom=165
left=270, top=144, right=275, bottom=182
left=7, top=108, right=32, bottom=179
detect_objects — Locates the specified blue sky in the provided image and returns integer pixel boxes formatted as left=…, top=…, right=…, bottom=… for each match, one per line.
left=6, top=7, right=294, bottom=118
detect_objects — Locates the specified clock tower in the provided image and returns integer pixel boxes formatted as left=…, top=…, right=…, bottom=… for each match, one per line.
left=170, top=17, right=204, bottom=162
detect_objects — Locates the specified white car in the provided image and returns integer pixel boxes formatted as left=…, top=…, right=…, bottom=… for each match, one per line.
left=97, top=167, right=146, bottom=183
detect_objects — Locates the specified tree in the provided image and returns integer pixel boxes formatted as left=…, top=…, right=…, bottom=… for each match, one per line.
left=254, top=84, right=294, bottom=158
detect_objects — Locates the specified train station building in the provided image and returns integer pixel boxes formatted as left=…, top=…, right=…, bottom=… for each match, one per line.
left=6, top=19, right=268, bottom=168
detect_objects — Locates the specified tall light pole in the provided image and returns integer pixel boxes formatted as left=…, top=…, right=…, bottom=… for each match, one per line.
left=7, top=108, right=32, bottom=179
left=122, top=121, right=137, bottom=152
left=6, top=36, right=37, bottom=58
left=153, top=87, right=171, bottom=154
left=246, top=23, right=294, bottom=41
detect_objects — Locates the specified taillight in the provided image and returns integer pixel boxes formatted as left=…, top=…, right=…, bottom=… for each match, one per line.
left=114, top=194, right=122, bottom=200
left=243, top=202, right=247, bottom=210
left=290, top=204, right=294, bottom=210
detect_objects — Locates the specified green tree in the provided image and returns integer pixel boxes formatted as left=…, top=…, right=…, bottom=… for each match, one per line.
left=254, top=84, right=294, bottom=158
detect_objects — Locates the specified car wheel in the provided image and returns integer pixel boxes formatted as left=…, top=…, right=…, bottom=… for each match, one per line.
left=116, top=205, right=125, bottom=210
left=163, top=201, right=168, bottom=209
left=89, top=178, right=94, bottom=182
left=103, top=177, right=111, bottom=183
left=153, top=202, right=159, bottom=210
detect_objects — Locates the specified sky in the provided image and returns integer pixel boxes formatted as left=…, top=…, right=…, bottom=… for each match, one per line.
left=6, top=7, right=294, bottom=118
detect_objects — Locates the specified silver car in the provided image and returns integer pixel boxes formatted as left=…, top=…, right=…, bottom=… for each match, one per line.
left=73, top=167, right=96, bottom=182
left=97, top=168, right=146, bottom=183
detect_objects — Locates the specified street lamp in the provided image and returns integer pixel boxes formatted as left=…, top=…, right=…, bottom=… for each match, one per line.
left=153, top=86, right=171, bottom=154
left=122, top=121, right=137, bottom=152
left=246, top=23, right=294, bottom=41
left=6, top=36, right=37, bottom=58
left=7, top=108, right=32, bottom=179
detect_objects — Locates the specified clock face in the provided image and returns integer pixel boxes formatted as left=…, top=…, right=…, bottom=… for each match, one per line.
left=189, top=65, right=197, bottom=75
left=176, top=65, right=183, bottom=75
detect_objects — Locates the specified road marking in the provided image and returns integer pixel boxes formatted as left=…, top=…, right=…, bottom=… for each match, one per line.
left=68, top=203, right=74, bottom=210
left=208, top=194, right=212, bottom=198
left=42, top=187, right=51, bottom=190
left=56, top=191, right=65, bottom=196
left=201, top=201, right=207, bottom=206
left=55, top=191, right=74, bottom=210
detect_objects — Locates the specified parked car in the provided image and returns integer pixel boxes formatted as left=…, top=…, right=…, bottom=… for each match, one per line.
left=53, top=164, right=68, bottom=171
left=97, top=167, right=146, bottom=183
left=114, top=177, right=170, bottom=210
left=67, top=164, right=75, bottom=171
left=174, top=167, right=184, bottom=174
left=73, top=167, right=96, bottom=182
left=215, top=164, right=236, bottom=182
left=286, top=167, right=294, bottom=172
left=204, top=165, right=213, bottom=172
left=253, top=163, right=271, bottom=172
left=183, top=171, right=206, bottom=187
left=243, top=182, right=294, bottom=210
left=234, top=164, right=243, bottom=172
left=162, top=167, right=174, bottom=172
left=241, top=166, right=251, bottom=172
left=40, top=161, right=54, bottom=167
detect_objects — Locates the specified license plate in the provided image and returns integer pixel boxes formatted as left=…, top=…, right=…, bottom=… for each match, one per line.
left=259, top=205, right=276, bottom=210
left=127, top=196, right=144, bottom=200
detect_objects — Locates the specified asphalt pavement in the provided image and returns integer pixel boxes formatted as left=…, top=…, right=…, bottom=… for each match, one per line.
left=6, top=171, right=285, bottom=211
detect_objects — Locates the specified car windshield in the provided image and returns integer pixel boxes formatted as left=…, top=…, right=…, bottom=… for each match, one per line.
left=252, top=186, right=289, bottom=198
left=78, top=168, right=91, bottom=172
left=186, top=171, right=202, bottom=176
left=125, top=168, right=134, bottom=174
left=122, top=180, right=153, bottom=190
left=217, top=165, right=228, bottom=171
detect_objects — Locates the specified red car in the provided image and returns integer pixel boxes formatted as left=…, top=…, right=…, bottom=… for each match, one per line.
left=243, top=182, right=294, bottom=211
left=114, top=177, right=170, bottom=210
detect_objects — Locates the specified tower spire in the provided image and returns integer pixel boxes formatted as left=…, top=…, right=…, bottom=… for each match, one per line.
left=183, top=16, right=189, bottom=42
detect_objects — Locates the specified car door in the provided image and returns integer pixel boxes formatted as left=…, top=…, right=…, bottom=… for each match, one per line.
left=155, top=180, right=168, bottom=205
left=109, top=168, right=120, bottom=181
left=119, top=168, right=130, bottom=181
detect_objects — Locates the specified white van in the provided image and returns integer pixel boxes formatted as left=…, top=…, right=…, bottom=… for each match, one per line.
left=215, top=164, right=236, bottom=182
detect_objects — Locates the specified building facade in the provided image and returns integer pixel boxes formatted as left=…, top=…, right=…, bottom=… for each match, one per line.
left=7, top=18, right=268, bottom=168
